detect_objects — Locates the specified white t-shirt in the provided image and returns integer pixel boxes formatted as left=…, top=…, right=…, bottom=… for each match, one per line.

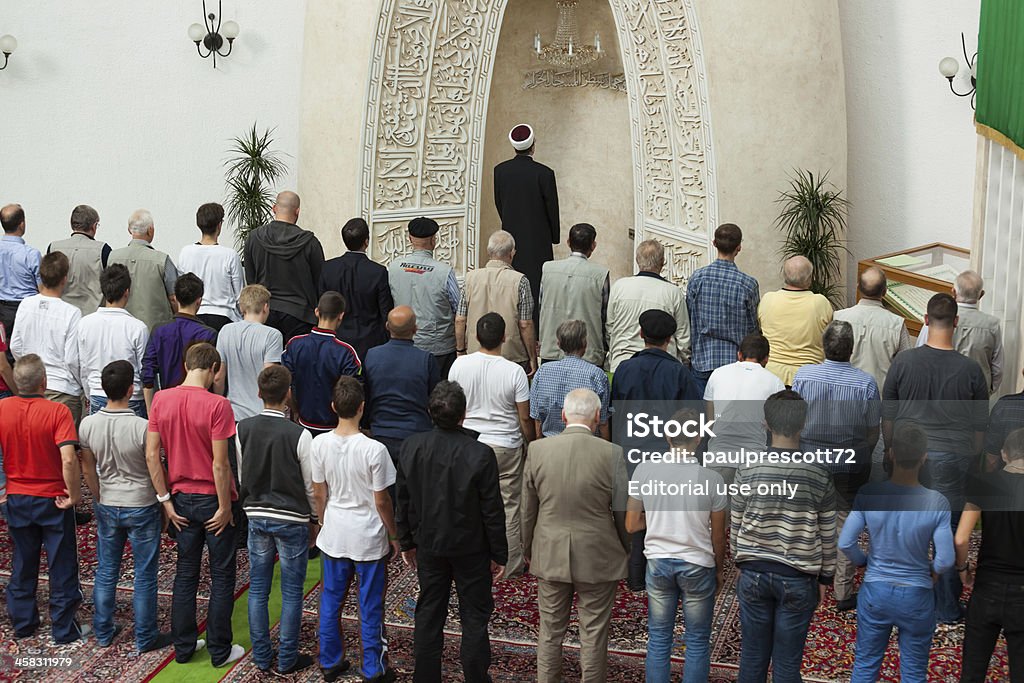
left=311, top=431, right=397, bottom=561
left=448, top=352, right=530, bottom=448
left=77, top=307, right=150, bottom=400
left=630, top=461, right=727, bottom=566
left=10, top=294, right=82, bottom=395
left=177, top=243, right=244, bottom=321
left=703, top=361, right=785, bottom=460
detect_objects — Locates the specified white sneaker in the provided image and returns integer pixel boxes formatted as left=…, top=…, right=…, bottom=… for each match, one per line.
left=195, top=638, right=207, bottom=652
left=214, top=643, right=245, bottom=668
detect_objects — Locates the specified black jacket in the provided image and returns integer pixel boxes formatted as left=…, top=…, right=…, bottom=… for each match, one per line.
left=318, top=251, right=393, bottom=361
left=244, top=220, right=325, bottom=325
left=396, top=426, right=508, bottom=564
left=237, top=412, right=315, bottom=524
left=493, top=155, right=560, bottom=299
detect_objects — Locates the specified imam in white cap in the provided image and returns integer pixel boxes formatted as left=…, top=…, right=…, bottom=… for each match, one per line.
left=509, top=124, right=535, bottom=151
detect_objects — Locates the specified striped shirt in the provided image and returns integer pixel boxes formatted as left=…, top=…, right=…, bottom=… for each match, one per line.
left=530, top=354, right=610, bottom=436
left=686, top=259, right=760, bottom=373
left=731, top=454, right=837, bottom=579
left=791, top=360, right=881, bottom=471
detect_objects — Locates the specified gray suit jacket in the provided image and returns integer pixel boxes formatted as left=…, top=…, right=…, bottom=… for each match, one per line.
left=522, top=425, right=630, bottom=584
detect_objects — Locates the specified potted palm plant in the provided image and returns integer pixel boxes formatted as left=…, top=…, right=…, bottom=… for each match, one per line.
left=774, top=170, right=850, bottom=307
left=224, top=124, right=289, bottom=252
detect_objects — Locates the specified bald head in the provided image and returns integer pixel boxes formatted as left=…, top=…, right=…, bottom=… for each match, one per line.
left=782, top=256, right=813, bottom=289
left=273, top=191, right=301, bottom=223
left=1, top=203, right=25, bottom=235
left=387, top=305, right=417, bottom=339
left=858, top=266, right=887, bottom=300
left=954, top=270, right=984, bottom=304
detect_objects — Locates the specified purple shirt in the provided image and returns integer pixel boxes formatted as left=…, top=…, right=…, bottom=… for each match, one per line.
left=142, top=314, right=217, bottom=389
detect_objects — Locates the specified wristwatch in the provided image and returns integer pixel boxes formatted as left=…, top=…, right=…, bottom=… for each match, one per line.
left=156, top=492, right=171, bottom=503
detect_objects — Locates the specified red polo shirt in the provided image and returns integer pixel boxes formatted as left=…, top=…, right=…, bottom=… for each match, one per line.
left=148, top=384, right=237, bottom=498
left=0, top=395, right=78, bottom=497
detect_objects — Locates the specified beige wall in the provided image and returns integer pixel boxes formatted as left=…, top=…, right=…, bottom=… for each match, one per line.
left=480, top=0, right=634, bottom=279
left=299, top=0, right=848, bottom=292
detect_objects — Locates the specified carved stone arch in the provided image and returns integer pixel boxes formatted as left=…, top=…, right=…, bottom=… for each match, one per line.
left=360, top=0, right=717, bottom=286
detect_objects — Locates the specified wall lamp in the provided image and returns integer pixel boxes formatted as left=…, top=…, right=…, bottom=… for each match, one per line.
left=188, top=0, right=239, bottom=69
left=938, top=33, right=977, bottom=109
left=0, top=34, right=17, bottom=71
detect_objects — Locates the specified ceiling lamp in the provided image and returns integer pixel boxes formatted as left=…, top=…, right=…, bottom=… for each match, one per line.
left=533, top=0, right=603, bottom=70
left=188, top=0, right=239, bottom=69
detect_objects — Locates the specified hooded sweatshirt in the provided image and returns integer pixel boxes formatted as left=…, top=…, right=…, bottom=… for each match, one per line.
left=243, top=220, right=325, bottom=324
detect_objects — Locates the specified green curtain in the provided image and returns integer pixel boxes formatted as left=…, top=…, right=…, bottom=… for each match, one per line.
left=976, top=0, right=1024, bottom=157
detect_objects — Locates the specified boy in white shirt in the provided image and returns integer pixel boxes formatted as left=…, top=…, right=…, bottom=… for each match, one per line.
left=312, top=376, right=398, bottom=683
left=77, top=264, right=150, bottom=417
left=11, top=251, right=83, bottom=426
left=177, top=202, right=244, bottom=333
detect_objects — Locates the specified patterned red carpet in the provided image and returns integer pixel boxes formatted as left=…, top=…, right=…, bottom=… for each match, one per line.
left=0, top=498, right=1010, bottom=681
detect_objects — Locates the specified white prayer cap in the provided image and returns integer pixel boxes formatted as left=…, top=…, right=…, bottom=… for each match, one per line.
left=509, top=124, right=535, bottom=151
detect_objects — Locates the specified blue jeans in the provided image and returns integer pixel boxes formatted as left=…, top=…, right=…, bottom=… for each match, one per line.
left=850, top=580, right=934, bottom=683
left=692, top=369, right=712, bottom=397
left=921, top=451, right=969, bottom=623
left=93, top=503, right=162, bottom=649
left=170, top=493, right=237, bottom=665
left=645, top=558, right=716, bottom=683
left=89, top=395, right=147, bottom=418
left=320, top=554, right=390, bottom=678
left=247, top=518, right=310, bottom=671
left=737, top=568, right=819, bottom=683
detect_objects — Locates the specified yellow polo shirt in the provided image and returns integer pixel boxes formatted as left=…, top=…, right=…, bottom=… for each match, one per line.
left=757, top=289, right=833, bottom=385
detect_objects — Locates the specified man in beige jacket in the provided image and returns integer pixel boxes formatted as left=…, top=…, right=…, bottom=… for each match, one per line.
left=522, top=388, right=630, bottom=682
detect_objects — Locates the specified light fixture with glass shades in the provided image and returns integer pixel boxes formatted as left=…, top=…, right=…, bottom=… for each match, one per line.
left=189, top=0, right=239, bottom=69
left=533, top=0, right=603, bottom=70
left=0, top=34, right=17, bottom=71
left=938, top=32, right=977, bottom=109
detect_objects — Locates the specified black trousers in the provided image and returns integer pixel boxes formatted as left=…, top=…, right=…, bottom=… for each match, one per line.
left=414, top=551, right=494, bottom=683
left=0, top=300, right=20, bottom=362
left=266, top=310, right=313, bottom=345
left=961, top=579, right=1024, bottom=682
left=197, top=313, right=232, bottom=334
left=434, top=352, right=457, bottom=380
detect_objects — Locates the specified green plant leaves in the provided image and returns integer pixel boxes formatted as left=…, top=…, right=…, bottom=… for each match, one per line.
left=224, top=124, right=289, bottom=252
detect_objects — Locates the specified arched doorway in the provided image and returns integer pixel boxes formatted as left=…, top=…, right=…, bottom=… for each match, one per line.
left=358, top=0, right=717, bottom=286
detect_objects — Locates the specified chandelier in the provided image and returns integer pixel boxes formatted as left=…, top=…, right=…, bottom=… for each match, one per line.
left=533, top=0, right=603, bottom=70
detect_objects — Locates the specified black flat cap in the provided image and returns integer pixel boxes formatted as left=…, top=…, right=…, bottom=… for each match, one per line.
left=639, top=309, right=677, bottom=339
left=408, top=216, right=439, bottom=238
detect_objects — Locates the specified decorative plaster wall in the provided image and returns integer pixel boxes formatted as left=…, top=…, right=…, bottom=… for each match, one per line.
left=0, top=0, right=306, bottom=259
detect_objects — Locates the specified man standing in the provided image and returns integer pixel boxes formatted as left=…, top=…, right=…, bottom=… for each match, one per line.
left=523, top=388, right=630, bottom=682
left=758, top=256, right=833, bottom=385
left=840, top=423, right=953, bottom=682
left=11, top=252, right=83, bottom=427
left=319, top=218, right=394, bottom=362
left=833, top=266, right=911, bottom=389
left=956, top=428, right=1024, bottom=682
left=77, top=264, right=150, bottom=417
left=916, top=270, right=1004, bottom=395
left=244, top=191, right=326, bottom=343
left=449, top=313, right=535, bottom=578
left=493, top=123, right=560, bottom=313
left=538, top=223, right=609, bottom=366
left=387, top=217, right=460, bottom=378
left=0, top=355, right=84, bottom=643
left=686, top=223, right=760, bottom=393
left=530, top=320, right=611, bottom=439
left=108, top=209, right=180, bottom=333
left=732, top=390, right=837, bottom=683
left=703, top=333, right=785, bottom=485
left=48, top=204, right=111, bottom=316
left=792, top=321, right=881, bottom=611
left=146, top=343, right=243, bottom=667
left=0, top=203, right=41, bottom=349
left=395, top=381, right=507, bottom=683
left=79, top=360, right=171, bottom=652
left=455, top=230, right=537, bottom=375
left=363, top=306, right=440, bottom=467
left=627, top=407, right=727, bottom=683
left=608, top=240, right=690, bottom=372
left=177, top=202, right=244, bottom=333
left=882, top=292, right=988, bottom=624
left=238, top=365, right=318, bottom=676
